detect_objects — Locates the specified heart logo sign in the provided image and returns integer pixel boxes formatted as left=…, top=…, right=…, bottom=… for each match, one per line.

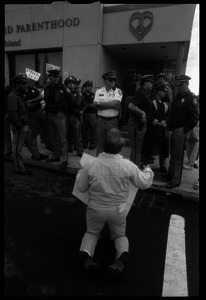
left=129, top=11, right=153, bottom=41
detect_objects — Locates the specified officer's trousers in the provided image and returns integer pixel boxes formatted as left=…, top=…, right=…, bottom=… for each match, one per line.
left=47, top=112, right=68, bottom=161
left=29, top=108, right=52, bottom=151
left=66, top=115, right=82, bottom=153
left=12, top=125, right=41, bottom=172
left=186, top=140, right=199, bottom=166
left=128, top=119, right=147, bottom=167
left=82, top=113, right=97, bottom=147
left=80, top=206, right=129, bottom=260
left=168, top=127, right=185, bottom=185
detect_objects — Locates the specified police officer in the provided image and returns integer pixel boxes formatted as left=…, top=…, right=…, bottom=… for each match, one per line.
left=64, top=76, right=83, bottom=157
left=128, top=75, right=153, bottom=167
left=150, top=82, right=171, bottom=172
left=93, top=70, right=122, bottom=156
left=25, top=78, right=52, bottom=156
left=74, top=78, right=81, bottom=93
left=44, top=70, right=75, bottom=169
left=81, top=80, right=97, bottom=150
left=7, top=74, right=48, bottom=175
left=165, top=74, right=199, bottom=188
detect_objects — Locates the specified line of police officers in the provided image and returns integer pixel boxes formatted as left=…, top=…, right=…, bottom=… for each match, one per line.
left=127, top=73, right=199, bottom=189
left=5, top=70, right=199, bottom=189
left=6, top=70, right=97, bottom=174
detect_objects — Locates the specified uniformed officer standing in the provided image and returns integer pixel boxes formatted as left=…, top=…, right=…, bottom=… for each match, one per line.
left=81, top=80, right=97, bottom=150
left=128, top=75, right=153, bottom=167
left=64, top=76, right=83, bottom=157
left=150, top=82, right=171, bottom=172
left=165, top=74, right=199, bottom=188
left=7, top=74, right=48, bottom=175
left=44, top=70, right=75, bottom=169
left=93, top=70, right=122, bottom=156
left=25, top=78, right=52, bottom=156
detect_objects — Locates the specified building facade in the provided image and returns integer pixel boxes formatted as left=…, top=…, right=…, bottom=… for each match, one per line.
left=5, top=3, right=196, bottom=89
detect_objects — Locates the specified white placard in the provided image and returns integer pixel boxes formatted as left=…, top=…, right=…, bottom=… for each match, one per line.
left=72, top=153, right=138, bottom=215
left=25, top=68, right=41, bottom=81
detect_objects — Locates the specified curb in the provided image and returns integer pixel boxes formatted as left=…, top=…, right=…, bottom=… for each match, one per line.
left=5, top=156, right=199, bottom=204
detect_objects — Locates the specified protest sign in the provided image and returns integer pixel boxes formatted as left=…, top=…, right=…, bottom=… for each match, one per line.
left=25, top=68, right=41, bottom=81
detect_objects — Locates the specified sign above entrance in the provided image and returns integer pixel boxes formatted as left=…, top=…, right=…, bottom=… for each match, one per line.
left=129, top=11, right=153, bottom=41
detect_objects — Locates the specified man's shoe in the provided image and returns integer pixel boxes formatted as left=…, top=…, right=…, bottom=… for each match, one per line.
left=165, top=182, right=180, bottom=189
left=193, top=163, right=198, bottom=169
left=59, top=161, right=68, bottom=169
left=76, top=251, right=104, bottom=277
left=36, top=154, right=49, bottom=161
left=16, top=169, right=33, bottom=175
left=105, top=252, right=129, bottom=283
left=46, top=157, right=60, bottom=163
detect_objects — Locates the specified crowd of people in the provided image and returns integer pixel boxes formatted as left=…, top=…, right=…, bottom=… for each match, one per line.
left=4, top=68, right=199, bottom=282
left=5, top=69, right=199, bottom=188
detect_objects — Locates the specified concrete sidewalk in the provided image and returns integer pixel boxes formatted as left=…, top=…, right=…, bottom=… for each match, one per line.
left=5, top=135, right=199, bottom=202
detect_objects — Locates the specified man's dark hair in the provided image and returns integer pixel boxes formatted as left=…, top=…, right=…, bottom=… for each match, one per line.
left=103, top=128, right=125, bottom=154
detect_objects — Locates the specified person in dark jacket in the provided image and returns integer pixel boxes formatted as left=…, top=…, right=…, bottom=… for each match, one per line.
left=7, top=74, right=48, bottom=175
left=81, top=80, right=97, bottom=150
left=150, top=82, right=171, bottom=172
left=44, top=70, right=75, bottom=169
left=165, top=74, right=199, bottom=188
left=25, top=78, right=53, bottom=153
left=64, top=76, right=83, bottom=157
left=128, top=75, right=154, bottom=168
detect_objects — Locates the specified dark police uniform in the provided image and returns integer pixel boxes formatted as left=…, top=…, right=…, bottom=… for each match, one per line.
left=24, top=85, right=52, bottom=153
left=64, top=76, right=83, bottom=157
left=44, top=70, right=75, bottom=168
left=166, top=75, right=199, bottom=188
left=128, top=75, right=153, bottom=167
left=7, top=74, right=45, bottom=174
left=81, top=80, right=97, bottom=150
left=150, top=82, right=171, bottom=171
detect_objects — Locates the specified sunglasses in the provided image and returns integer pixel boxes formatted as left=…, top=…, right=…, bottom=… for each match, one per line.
left=106, top=78, right=116, bottom=82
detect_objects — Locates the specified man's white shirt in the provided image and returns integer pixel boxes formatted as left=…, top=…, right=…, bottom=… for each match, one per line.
left=94, top=87, right=122, bottom=117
